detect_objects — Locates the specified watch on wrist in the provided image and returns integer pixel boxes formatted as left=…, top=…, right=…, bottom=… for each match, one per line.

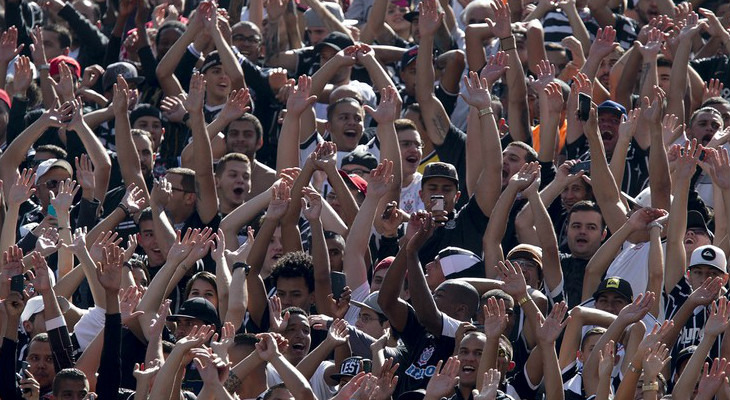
left=232, top=262, right=250, bottom=275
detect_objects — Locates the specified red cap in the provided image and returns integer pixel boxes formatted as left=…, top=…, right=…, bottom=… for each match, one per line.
left=0, top=89, right=11, bottom=108
left=373, top=256, right=394, bottom=274
left=336, top=170, right=368, bottom=195
left=49, top=55, right=81, bottom=78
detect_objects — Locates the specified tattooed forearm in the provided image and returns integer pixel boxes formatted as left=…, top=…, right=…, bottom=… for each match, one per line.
left=264, top=19, right=281, bottom=65
left=223, top=371, right=242, bottom=393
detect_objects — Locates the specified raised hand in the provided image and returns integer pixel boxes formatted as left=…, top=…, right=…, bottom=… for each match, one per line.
left=417, top=0, right=443, bottom=38
left=460, top=71, right=492, bottom=109
left=701, top=147, right=730, bottom=190
left=89, top=231, right=121, bottom=263
left=121, top=183, right=147, bottom=215
left=496, top=259, right=528, bottom=300
left=34, top=228, right=59, bottom=257
left=49, top=179, right=80, bottom=213
left=74, top=154, right=95, bottom=196
left=255, top=332, right=282, bottom=361
left=637, top=319, right=673, bottom=356
left=479, top=51, right=510, bottom=88
left=617, top=292, right=655, bottom=324
left=697, top=358, right=729, bottom=399
left=160, top=95, right=187, bottom=123
left=528, top=60, right=556, bottom=93
left=640, top=86, right=666, bottom=124
left=325, top=318, right=350, bottom=346
left=266, top=180, right=291, bottom=221
left=626, top=207, right=667, bottom=232
left=619, top=108, right=641, bottom=142
left=133, top=359, right=162, bottom=385
left=474, top=369, right=501, bottom=400
left=18, top=368, right=40, bottom=400
left=541, top=81, right=564, bottom=116
left=176, top=324, right=215, bottom=352
left=2, top=245, right=25, bottom=278
left=12, top=56, right=32, bottom=97
left=425, top=357, right=460, bottom=398
left=29, top=252, right=52, bottom=294
left=327, top=286, right=352, bottom=319
left=97, top=244, right=124, bottom=293
left=148, top=299, right=172, bottom=339
left=406, top=211, right=435, bottom=252
left=269, top=294, right=290, bottom=332
left=597, top=340, right=615, bottom=380
left=29, top=27, right=48, bottom=66
left=219, top=89, right=251, bottom=122
left=642, top=342, right=671, bottom=380
left=301, top=186, right=323, bottom=222
left=482, top=296, right=508, bottom=339
left=8, top=169, right=36, bottom=206
left=675, top=139, right=702, bottom=179
left=286, top=75, right=317, bottom=117
left=561, top=36, right=585, bottom=67
left=364, top=86, right=401, bottom=124
left=211, top=321, right=236, bottom=362
left=371, top=358, right=399, bottom=400
left=508, top=161, right=539, bottom=192
left=181, top=227, right=215, bottom=265
left=123, top=234, right=138, bottom=262
left=184, top=72, right=207, bottom=114
left=635, top=27, right=663, bottom=59
left=689, top=277, right=724, bottom=307
left=366, top=159, right=395, bottom=198
left=193, top=349, right=230, bottom=385
left=120, top=285, right=144, bottom=324
left=489, top=0, right=512, bottom=39
left=589, top=26, right=620, bottom=61
left=705, top=297, right=730, bottom=337
left=0, top=26, right=24, bottom=64
left=678, top=11, right=706, bottom=41
left=51, top=62, right=76, bottom=102
left=167, top=228, right=198, bottom=264
left=151, top=177, right=172, bottom=209
left=224, top=227, right=254, bottom=266
left=311, top=141, right=338, bottom=172
left=536, top=301, right=570, bottom=345
left=703, top=79, right=724, bottom=102
left=112, top=76, right=130, bottom=116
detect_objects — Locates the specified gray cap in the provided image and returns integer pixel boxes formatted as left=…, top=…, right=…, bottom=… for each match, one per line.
left=350, top=291, right=385, bottom=316
left=102, top=62, right=145, bottom=91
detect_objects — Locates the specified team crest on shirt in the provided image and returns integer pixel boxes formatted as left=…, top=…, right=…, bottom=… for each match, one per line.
left=417, top=346, right=435, bottom=366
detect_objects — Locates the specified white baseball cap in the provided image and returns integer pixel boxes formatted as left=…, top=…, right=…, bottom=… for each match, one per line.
left=689, top=245, right=727, bottom=273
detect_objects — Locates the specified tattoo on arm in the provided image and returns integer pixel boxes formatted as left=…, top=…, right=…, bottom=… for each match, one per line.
left=264, top=20, right=281, bottom=64
left=639, top=62, right=650, bottom=89
left=432, top=115, right=448, bottom=141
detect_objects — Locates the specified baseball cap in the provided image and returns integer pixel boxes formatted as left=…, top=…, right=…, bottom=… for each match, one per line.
left=373, top=256, right=394, bottom=275
left=21, top=295, right=71, bottom=325
left=102, top=62, right=145, bottom=91
left=437, top=247, right=482, bottom=278
left=167, top=297, right=221, bottom=328
left=506, top=244, right=543, bottom=270
left=314, top=32, right=355, bottom=54
left=0, top=89, right=11, bottom=108
left=403, top=11, right=419, bottom=22
left=337, top=170, right=368, bottom=195
left=399, top=389, right=427, bottom=400
left=341, top=148, right=378, bottom=171
left=400, top=46, right=419, bottom=70
left=200, top=51, right=222, bottom=74
left=330, top=356, right=364, bottom=380
left=688, top=245, right=727, bottom=273
left=49, top=55, right=81, bottom=78
left=35, top=158, right=73, bottom=184
left=422, top=162, right=459, bottom=185
left=687, top=210, right=714, bottom=240
left=350, top=291, right=385, bottom=316
left=592, top=276, right=633, bottom=303
left=597, top=100, right=627, bottom=117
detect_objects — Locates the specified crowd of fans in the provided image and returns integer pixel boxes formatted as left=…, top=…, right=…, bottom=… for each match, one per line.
left=1, top=0, right=730, bottom=398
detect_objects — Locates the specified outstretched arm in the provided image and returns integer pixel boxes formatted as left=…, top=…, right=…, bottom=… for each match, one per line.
left=406, top=213, right=444, bottom=336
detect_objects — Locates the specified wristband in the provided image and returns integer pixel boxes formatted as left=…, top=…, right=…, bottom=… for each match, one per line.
left=38, top=64, right=50, bottom=71
left=182, top=112, right=191, bottom=124
left=648, top=221, right=663, bottom=230
left=642, top=382, right=659, bottom=392
left=118, top=203, right=131, bottom=218
left=57, top=226, right=71, bottom=231
left=517, top=295, right=529, bottom=307
left=46, top=315, right=67, bottom=331
left=187, top=43, right=201, bottom=58
left=500, top=35, right=516, bottom=51
left=627, top=362, right=640, bottom=374
left=231, top=262, right=250, bottom=275
left=478, top=107, right=494, bottom=117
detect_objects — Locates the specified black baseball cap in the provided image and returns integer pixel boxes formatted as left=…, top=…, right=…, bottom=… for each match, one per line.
left=592, top=276, right=633, bottom=303
left=687, top=210, right=714, bottom=240
left=314, top=32, right=354, bottom=54
left=167, top=298, right=221, bottom=328
left=400, top=46, right=419, bottom=70
left=330, top=356, right=364, bottom=380
left=341, top=148, right=378, bottom=171
left=422, top=162, right=459, bottom=185
left=200, top=51, right=222, bottom=74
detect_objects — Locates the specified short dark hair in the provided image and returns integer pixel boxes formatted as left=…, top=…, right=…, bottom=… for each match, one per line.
left=689, top=107, right=723, bottom=128
left=43, top=24, right=72, bottom=49
left=166, top=167, right=196, bottom=193
left=156, top=20, right=186, bottom=46
left=394, top=118, right=418, bottom=133
left=326, top=97, right=362, bottom=121
left=263, top=383, right=288, bottom=400
left=138, top=208, right=154, bottom=224
left=232, top=21, right=262, bottom=35
left=569, top=200, right=605, bottom=230
left=215, top=153, right=250, bottom=178
left=35, top=144, right=68, bottom=159
left=224, top=113, right=263, bottom=142
left=701, top=96, right=730, bottom=109
left=184, top=271, right=218, bottom=301
left=271, top=251, right=315, bottom=293
left=30, top=332, right=49, bottom=345
left=53, top=368, right=87, bottom=395
left=440, top=280, right=480, bottom=318
left=234, top=333, right=260, bottom=346
left=656, top=56, right=672, bottom=69
left=508, top=141, right=538, bottom=163
left=283, top=306, right=310, bottom=317
left=580, top=327, right=606, bottom=353
left=482, top=289, right=515, bottom=309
